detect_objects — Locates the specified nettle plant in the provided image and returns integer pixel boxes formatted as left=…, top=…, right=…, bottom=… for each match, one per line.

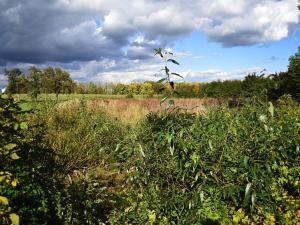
left=154, top=48, right=183, bottom=106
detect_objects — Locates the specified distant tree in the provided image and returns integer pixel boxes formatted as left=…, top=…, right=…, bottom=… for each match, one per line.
left=42, top=66, right=56, bottom=94
left=287, top=47, right=300, bottom=100
left=53, top=67, right=75, bottom=99
left=128, top=82, right=141, bottom=95
left=5, top=68, right=22, bottom=94
left=4, top=68, right=27, bottom=95
left=28, top=66, right=42, bottom=100
left=241, top=73, right=271, bottom=98
left=113, top=83, right=128, bottom=95
left=140, top=82, right=155, bottom=97
left=176, top=82, right=195, bottom=98
left=75, top=83, right=85, bottom=94
left=40, top=66, right=75, bottom=99
left=87, top=82, right=97, bottom=94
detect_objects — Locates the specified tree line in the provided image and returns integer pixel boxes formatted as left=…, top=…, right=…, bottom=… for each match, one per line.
left=3, top=66, right=76, bottom=100
left=3, top=47, right=300, bottom=101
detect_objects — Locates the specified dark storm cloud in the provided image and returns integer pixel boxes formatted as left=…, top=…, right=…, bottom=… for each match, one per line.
left=0, top=0, right=128, bottom=64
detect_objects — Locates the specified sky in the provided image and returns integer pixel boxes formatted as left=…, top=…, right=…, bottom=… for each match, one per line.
left=0, top=0, right=300, bottom=87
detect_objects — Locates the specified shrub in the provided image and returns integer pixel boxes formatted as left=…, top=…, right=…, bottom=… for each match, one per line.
left=111, top=103, right=300, bottom=224
left=0, top=95, right=56, bottom=225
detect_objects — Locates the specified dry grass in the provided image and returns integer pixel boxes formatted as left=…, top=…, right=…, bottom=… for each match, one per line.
left=84, top=98, right=218, bottom=125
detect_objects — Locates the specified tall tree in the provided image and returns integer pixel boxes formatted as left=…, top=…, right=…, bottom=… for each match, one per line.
left=41, top=66, right=75, bottom=99
left=4, top=68, right=23, bottom=95
left=28, top=66, right=42, bottom=100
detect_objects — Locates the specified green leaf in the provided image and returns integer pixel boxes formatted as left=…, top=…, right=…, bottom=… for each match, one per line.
left=169, top=145, right=174, bottom=156
left=243, top=156, right=249, bottom=168
left=157, top=78, right=166, bottom=83
left=20, top=122, right=28, bottom=130
left=245, top=183, right=252, bottom=199
left=13, top=123, right=19, bottom=130
left=9, top=213, right=20, bottom=225
left=164, top=66, right=170, bottom=75
left=0, top=196, right=9, bottom=205
left=167, top=59, right=180, bottom=65
left=4, top=143, right=17, bottom=151
left=160, top=96, right=169, bottom=106
left=10, top=152, right=20, bottom=160
left=138, top=144, right=145, bottom=157
left=171, top=73, right=183, bottom=78
left=251, top=192, right=256, bottom=210
left=154, top=48, right=163, bottom=58
left=268, top=102, right=274, bottom=117
left=148, top=211, right=156, bottom=223
left=208, top=140, right=213, bottom=150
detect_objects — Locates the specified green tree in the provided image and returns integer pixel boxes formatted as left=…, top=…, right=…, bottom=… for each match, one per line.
left=140, top=82, right=155, bottom=97
left=4, top=68, right=24, bottom=95
left=28, top=66, right=42, bottom=100
left=41, top=66, right=75, bottom=98
left=128, top=82, right=141, bottom=95
left=113, top=83, right=128, bottom=95
left=287, top=47, right=300, bottom=100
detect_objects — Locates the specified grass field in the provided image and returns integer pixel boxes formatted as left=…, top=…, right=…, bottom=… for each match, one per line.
left=15, top=94, right=219, bottom=124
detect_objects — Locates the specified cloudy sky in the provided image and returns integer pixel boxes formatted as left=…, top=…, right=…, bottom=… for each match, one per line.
left=0, top=0, right=300, bottom=86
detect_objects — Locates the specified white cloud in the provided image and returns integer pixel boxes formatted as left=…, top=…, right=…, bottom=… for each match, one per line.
left=0, top=0, right=299, bottom=83
left=184, top=67, right=263, bottom=82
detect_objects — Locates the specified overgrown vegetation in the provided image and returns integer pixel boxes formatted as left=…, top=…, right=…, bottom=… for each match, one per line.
left=1, top=92, right=300, bottom=224
left=110, top=99, right=300, bottom=224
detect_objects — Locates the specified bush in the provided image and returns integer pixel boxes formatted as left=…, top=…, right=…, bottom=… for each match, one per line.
left=111, top=103, right=300, bottom=224
left=0, top=95, right=56, bottom=225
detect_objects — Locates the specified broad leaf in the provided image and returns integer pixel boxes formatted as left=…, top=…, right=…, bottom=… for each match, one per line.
left=268, top=102, right=274, bottom=117
left=245, top=183, right=252, bottom=199
left=160, top=96, right=169, bottom=106
left=167, top=59, right=180, bottom=65
left=157, top=78, right=166, bottom=83
left=20, top=122, right=28, bottom=130
left=4, top=143, right=17, bottom=151
left=171, top=73, right=183, bottom=78
left=0, top=196, right=9, bottom=205
left=9, top=213, right=20, bottom=225
left=10, top=152, right=20, bottom=160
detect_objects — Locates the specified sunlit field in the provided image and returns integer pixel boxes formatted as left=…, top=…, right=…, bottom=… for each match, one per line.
left=2, top=1, right=300, bottom=224
left=14, top=94, right=219, bottom=124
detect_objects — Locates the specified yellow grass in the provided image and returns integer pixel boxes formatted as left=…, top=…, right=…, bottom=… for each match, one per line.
left=39, top=96, right=219, bottom=125
left=84, top=98, right=218, bottom=125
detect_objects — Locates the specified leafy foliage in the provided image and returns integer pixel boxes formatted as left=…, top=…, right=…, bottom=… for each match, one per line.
left=0, top=95, right=21, bottom=225
left=0, top=95, right=55, bottom=225
left=111, top=102, right=300, bottom=224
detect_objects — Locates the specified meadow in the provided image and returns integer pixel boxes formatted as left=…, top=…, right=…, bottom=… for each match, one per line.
left=1, top=94, right=300, bottom=225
